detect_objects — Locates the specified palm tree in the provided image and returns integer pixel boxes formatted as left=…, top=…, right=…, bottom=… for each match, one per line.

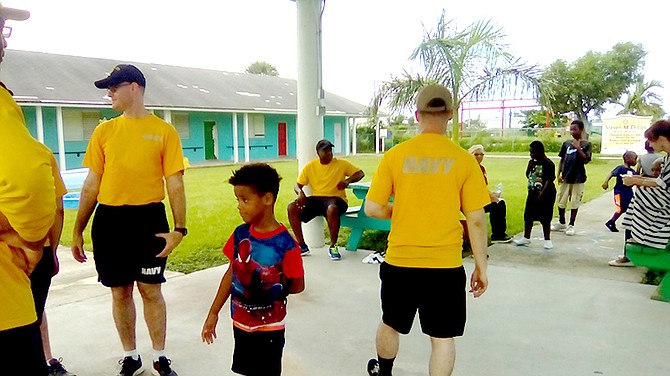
left=245, top=61, right=279, bottom=76
left=616, top=77, right=665, bottom=120
left=373, top=11, right=543, bottom=142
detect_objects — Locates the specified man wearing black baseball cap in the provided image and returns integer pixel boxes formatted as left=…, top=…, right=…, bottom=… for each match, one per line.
left=288, top=139, right=364, bottom=260
left=72, top=64, right=185, bottom=376
left=94, top=64, right=146, bottom=89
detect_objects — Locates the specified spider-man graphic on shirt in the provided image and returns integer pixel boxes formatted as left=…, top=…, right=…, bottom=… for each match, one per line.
left=223, top=223, right=303, bottom=331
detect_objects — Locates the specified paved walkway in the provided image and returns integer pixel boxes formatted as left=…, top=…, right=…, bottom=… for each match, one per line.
left=44, top=193, right=669, bottom=375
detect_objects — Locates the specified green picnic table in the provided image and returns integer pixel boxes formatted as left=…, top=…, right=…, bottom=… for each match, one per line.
left=340, top=182, right=391, bottom=251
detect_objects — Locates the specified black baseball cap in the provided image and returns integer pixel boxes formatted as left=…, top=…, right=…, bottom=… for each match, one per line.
left=316, top=139, right=334, bottom=150
left=94, top=64, right=146, bottom=89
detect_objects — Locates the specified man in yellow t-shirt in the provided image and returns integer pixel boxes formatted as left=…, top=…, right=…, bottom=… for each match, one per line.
left=287, top=139, right=364, bottom=260
left=71, top=64, right=185, bottom=376
left=1, top=4, right=57, bottom=375
left=364, top=84, right=490, bottom=376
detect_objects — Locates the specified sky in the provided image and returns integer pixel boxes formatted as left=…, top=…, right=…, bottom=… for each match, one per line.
left=4, top=0, right=669, bottom=118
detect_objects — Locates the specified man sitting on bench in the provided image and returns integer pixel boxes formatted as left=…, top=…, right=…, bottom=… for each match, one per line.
left=288, top=139, right=364, bottom=261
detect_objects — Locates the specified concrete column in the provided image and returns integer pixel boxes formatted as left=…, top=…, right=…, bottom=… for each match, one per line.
left=232, top=113, right=239, bottom=163
left=352, top=120, right=357, bottom=155
left=345, top=116, right=351, bottom=156
left=375, top=120, right=380, bottom=154
left=163, top=109, right=172, bottom=124
left=296, top=0, right=325, bottom=248
left=243, top=113, right=250, bottom=163
left=36, top=106, right=44, bottom=143
left=55, top=107, right=66, bottom=171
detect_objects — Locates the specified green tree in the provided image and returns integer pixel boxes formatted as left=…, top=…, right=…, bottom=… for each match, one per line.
left=372, top=12, right=542, bottom=142
left=245, top=61, right=279, bottom=76
left=541, top=42, right=646, bottom=126
left=521, top=109, right=567, bottom=129
left=616, top=77, right=665, bottom=120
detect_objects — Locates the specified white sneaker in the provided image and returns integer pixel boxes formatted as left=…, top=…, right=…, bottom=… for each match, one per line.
left=543, top=240, right=554, bottom=249
left=565, top=225, right=575, bottom=236
left=551, top=222, right=567, bottom=231
left=362, top=252, right=385, bottom=264
left=513, top=237, right=530, bottom=246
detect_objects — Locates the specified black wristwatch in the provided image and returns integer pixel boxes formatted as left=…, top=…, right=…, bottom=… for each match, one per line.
left=174, top=227, right=188, bottom=236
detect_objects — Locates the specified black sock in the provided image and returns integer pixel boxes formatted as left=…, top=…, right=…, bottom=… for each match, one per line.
left=558, top=208, right=566, bottom=224
left=569, top=209, right=578, bottom=226
left=378, top=356, right=395, bottom=376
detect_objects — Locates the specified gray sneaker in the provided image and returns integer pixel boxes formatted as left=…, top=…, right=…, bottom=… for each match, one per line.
left=551, top=222, right=567, bottom=231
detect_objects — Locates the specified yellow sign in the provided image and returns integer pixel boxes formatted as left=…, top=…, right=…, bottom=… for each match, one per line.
left=601, top=115, right=652, bottom=155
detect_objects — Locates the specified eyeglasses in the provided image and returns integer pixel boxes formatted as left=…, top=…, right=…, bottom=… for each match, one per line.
left=2, top=26, right=12, bottom=38
left=107, top=82, right=133, bottom=93
left=473, top=153, right=485, bottom=156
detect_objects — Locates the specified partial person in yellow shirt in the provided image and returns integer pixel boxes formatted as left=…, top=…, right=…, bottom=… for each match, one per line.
left=0, top=4, right=57, bottom=375
left=287, top=139, right=364, bottom=260
left=71, top=64, right=185, bottom=376
left=364, top=84, right=490, bottom=376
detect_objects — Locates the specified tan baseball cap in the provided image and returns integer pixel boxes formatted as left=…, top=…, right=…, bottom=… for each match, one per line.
left=0, top=2, right=30, bottom=21
left=416, top=84, right=453, bottom=113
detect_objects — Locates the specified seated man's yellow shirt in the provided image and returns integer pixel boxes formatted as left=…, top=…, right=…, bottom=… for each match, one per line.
left=297, top=158, right=360, bottom=201
left=366, top=133, right=490, bottom=268
left=83, top=115, right=185, bottom=206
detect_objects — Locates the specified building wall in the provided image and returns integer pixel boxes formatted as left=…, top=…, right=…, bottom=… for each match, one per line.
left=20, top=105, right=351, bottom=169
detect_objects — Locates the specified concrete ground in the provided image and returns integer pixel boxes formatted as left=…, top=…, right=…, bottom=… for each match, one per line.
left=44, top=193, right=669, bottom=375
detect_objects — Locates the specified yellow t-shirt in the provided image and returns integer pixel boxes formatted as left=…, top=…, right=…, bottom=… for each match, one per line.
left=49, top=153, right=68, bottom=199
left=0, top=85, right=57, bottom=330
left=297, top=158, right=361, bottom=201
left=83, top=114, right=185, bottom=206
left=366, top=133, right=490, bottom=268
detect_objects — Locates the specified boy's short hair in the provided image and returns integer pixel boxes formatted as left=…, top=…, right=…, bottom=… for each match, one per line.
left=529, top=140, right=545, bottom=153
left=229, top=163, right=282, bottom=200
left=571, top=120, right=585, bottom=130
left=622, top=151, right=636, bottom=161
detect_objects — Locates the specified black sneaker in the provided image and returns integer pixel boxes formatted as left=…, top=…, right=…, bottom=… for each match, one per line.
left=153, top=356, right=178, bottom=376
left=367, top=358, right=380, bottom=376
left=605, top=221, right=619, bottom=232
left=300, top=243, right=310, bottom=256
left=117, top=356, right=143, bottom=376
left=47, top=358, right=76, bottom=376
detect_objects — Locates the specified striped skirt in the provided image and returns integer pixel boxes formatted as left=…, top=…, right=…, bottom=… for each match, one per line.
left=621, top=186, right=670, bottom=248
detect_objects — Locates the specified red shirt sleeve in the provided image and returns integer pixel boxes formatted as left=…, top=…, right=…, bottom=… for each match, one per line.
left=222, top=234, right=235, bottom=261
left=282, top=246, right=305, bottom=279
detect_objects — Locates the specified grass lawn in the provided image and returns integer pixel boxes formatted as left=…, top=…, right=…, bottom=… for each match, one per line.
left=60, top=154, right=620, bottom=273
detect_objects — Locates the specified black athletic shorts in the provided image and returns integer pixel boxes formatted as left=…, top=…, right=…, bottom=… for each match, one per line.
left=298, top=196, right=348, bottom=223
left=91, top=202, right=169, bottom=287
left=379, top=262, right=466, bottom=338
left=0, top=322, right=48, bottom=375
left=232, top=327, right=285, bottom=376
left=30, top=246, right=56, bottom=323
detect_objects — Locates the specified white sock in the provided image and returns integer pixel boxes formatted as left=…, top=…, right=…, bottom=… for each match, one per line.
left=123, top=350, right=139, bottom=360
left=153, top=349, right=166, bottom=362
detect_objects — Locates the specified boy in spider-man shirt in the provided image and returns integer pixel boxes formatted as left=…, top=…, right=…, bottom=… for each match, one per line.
left=201, top=163, right=305, bottom=376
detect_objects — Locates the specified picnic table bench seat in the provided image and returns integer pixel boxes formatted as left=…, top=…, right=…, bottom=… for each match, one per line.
left=625, top=242, right=670, bottom=302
